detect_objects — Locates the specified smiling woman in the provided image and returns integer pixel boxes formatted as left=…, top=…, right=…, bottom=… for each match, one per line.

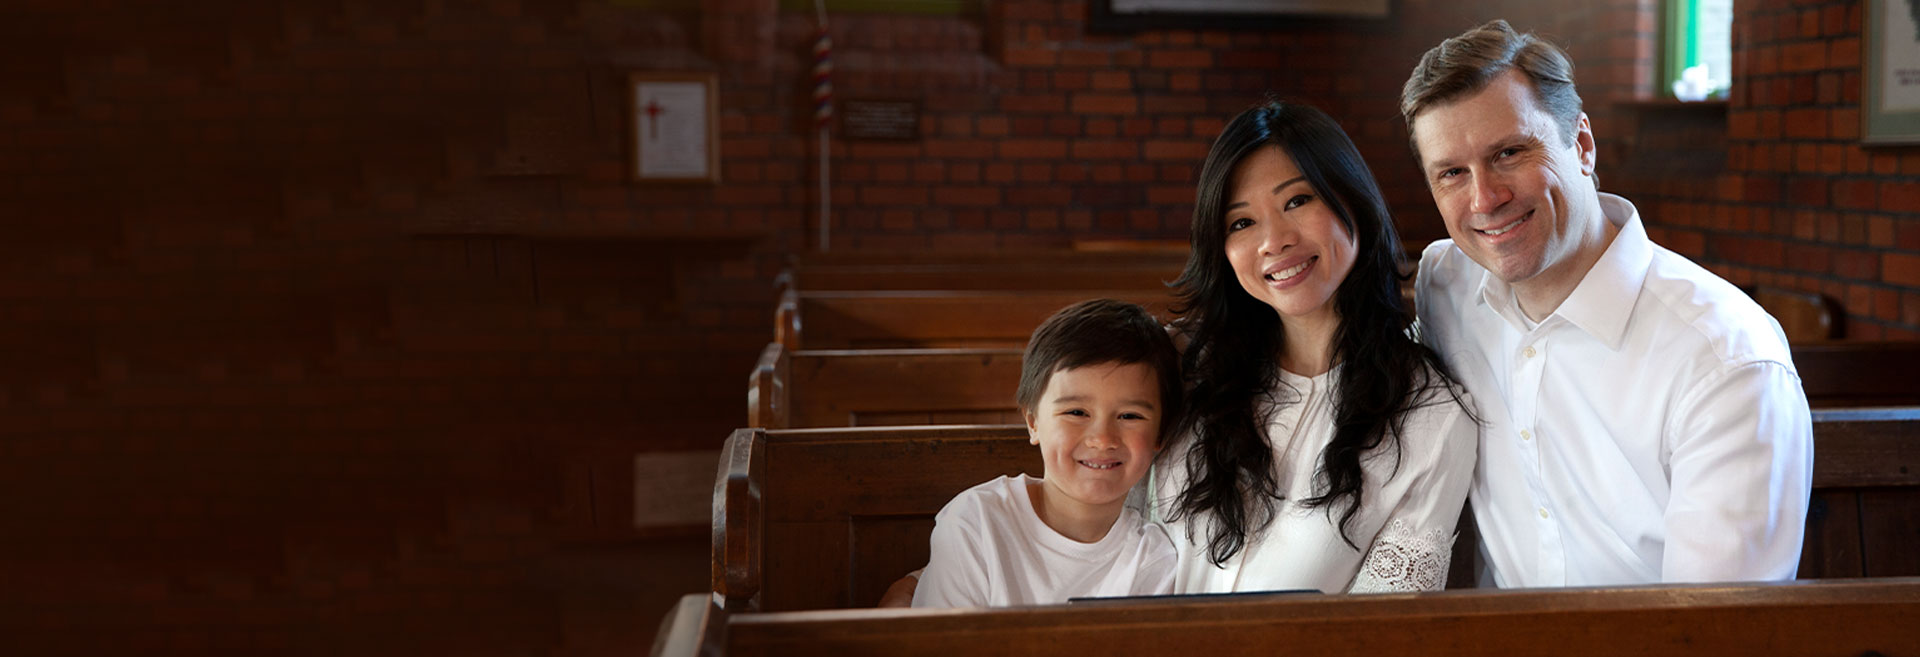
left=1152, top=101, right=1478, bottom=595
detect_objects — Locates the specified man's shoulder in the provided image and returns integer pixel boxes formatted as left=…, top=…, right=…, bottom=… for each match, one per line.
left=1638, top=246, right=1794, bottom=369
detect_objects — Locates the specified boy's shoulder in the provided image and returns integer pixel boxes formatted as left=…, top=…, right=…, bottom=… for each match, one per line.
left=936, top=474, right=1037, bottom=525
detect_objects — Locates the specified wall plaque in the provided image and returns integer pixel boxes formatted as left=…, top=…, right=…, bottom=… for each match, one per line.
left=840, top=99, right=921, bottom=141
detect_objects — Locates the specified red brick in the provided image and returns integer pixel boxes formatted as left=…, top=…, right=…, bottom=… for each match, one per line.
left=1788, top=177, right=1827, bottom=206
left=1002, top=45, right=1057, bottom=68
left=1018, top=163, right=1052, bottom=182
left=1058, top=49, right=1110, bottom=67
left=1885, top=182, right=1920, bottom=214
left=1048, top=116, right=1083, bottom=136
left=1000, top=93, right=1066, bottom=113
left=1147, top=184, right=1192, bottom=204
left=1071, top=139, right=1138, bottom=159
left=1831, top=108, right=1860, bottom=140
left=1884, top=253, right=1920, bottom=286
left=1148, top=50, right=1212, bottom=69
left=1006, top=186, right=1074, bottom=205
left=861, top=186, right=927, bottom=205
left=976, top=115, right=1010, bottom=136
left=923, top=139, right=995, bottom=159
left=1071, top=93, right=1139, bottom=115
left=1829, top=36, right=1861, bottom=68
left=933, top=185, right=1002, bottom=206
left=998, top=139, right=1067, bottom=159
left=984, top=162, right=1016, bottom=183
left=1835, top=249, right=1878, bottom=280
left=1784, top=108, right=1827, bottom=139
left=1091, top=70, right=1131, bottom=91
left=1834, top=179, right=1879, bottom=210
left=1144, top=139, right=1207, bottom=161
left=1052, top=70, right=1090, bottom=91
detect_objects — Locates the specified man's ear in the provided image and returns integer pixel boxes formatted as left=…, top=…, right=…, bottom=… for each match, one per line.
left=1024, top=409, right=1040, bottom=445
left=1573, top=111, right=1596, bottom=176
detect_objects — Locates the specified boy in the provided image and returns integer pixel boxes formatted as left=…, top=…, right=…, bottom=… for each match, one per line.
left=912, top=299, right=1183, bottom=607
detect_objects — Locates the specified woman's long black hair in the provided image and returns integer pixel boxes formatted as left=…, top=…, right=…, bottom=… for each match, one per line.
left=1168, top=100, right=1470, bottom=566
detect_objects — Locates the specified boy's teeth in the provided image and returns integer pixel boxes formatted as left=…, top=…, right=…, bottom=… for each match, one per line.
left=1079, top=460, right=1119, bottom=469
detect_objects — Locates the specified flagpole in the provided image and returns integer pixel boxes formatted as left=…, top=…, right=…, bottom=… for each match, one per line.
left=812, top=0, right=832, bottom=252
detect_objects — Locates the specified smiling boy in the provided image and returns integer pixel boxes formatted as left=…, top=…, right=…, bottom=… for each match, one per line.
left=911, top=299, right=1183, bottom=607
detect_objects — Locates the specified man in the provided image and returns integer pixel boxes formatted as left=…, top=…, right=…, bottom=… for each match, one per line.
left=1404, top=20, right=1812, bottom=587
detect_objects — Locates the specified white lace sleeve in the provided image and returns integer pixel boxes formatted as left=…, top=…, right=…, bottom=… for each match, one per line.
left=1347, top=518, right=1453, bottom=593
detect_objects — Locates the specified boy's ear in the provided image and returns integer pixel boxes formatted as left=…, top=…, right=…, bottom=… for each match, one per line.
left=1023, top=409, right=1039, bottom=444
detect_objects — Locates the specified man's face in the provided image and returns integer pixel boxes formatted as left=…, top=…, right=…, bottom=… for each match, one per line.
left=1411, top=69, right=1598, bottom=288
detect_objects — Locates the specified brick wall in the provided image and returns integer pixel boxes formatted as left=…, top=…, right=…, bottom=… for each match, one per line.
left=3, top=0, right=1913, bottom=654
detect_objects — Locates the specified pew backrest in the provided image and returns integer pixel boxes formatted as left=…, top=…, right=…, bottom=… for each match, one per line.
left=745, top=344, right=1024, bottom=429
left=716, top=412, right=1920, bottom=612
left=658, top=579, right=1920, bottom=657
left=780, top=290, right=1177, bottom=350
left=713, top=425, right=1039, bottom=611
left=1792, top=341, right=1920, bottom=407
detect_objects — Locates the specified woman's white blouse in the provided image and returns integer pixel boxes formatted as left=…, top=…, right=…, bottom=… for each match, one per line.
left=1147, top=365, right=1478, bottom=594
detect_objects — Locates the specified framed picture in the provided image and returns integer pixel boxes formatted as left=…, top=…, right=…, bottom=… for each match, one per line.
left=1864, top=0, right=1920, bottom=144
left=630, top=72, right=720, bottom=183
left=1089, top=0, right=1391, bottom=32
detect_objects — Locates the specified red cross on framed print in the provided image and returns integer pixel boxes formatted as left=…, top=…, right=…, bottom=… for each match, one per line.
left=630, top=72, right=720, bottom=183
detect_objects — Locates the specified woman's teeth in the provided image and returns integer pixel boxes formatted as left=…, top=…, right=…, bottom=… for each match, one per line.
left=1267, top=260, right=1309, bottom=281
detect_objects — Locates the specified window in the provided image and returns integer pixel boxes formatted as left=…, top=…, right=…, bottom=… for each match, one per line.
left=1665, top=0, right=1733, bottom=100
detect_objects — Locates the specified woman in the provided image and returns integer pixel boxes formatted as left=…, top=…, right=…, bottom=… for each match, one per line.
left=1152, top=101, right=1477, bottom=594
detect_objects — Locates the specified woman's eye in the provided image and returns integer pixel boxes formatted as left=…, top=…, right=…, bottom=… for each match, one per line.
left=1283, top=194, right=1313, bottom=210
left=1227, top=217, right=1253, bottom=232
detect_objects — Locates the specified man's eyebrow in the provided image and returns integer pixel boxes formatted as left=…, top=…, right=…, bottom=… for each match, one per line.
left=1224, top=176, right=1306, bottom=210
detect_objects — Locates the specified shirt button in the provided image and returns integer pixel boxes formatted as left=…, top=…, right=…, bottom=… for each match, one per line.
left=1523, top=346, right=1537, bottom=358
left=1520, top=429, right=1532, bottom=441
left=1538, top=507, right=1550, bottom=519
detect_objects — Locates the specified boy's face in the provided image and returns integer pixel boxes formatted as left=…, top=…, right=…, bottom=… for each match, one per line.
left=1025, top=361, right=1163, bottom=517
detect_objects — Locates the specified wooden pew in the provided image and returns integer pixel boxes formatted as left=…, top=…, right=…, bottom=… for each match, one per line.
left=746, top=343, right=1023, bottom=429
left=781, top=260, right=1185, bottom=292
left=655, top=579, right=1920, bottom=657
left=1792, top=340, right=1920, bottom=407
left=775, top=289, right=1177, bottom=351
left=713, top=411, right=1920, bottom=612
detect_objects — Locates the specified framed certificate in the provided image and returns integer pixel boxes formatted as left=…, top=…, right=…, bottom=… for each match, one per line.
left=1865, top=0, right=1920, bottom=143
left=631, top=72, right=721, bottom=183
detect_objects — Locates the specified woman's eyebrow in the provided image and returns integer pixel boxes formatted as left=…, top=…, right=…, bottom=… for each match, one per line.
left=1225, top=176, right=1306, bottom=210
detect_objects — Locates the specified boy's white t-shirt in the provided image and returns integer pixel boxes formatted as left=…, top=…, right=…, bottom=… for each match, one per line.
left=911, top=474, right=1178, bottom=608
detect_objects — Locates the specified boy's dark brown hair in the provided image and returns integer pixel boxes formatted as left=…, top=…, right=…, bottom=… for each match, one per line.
left=1015, top=299, right=1183, bottom=445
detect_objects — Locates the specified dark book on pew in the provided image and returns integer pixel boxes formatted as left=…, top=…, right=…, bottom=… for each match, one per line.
left=1068, top=590, right=1320, bottom=605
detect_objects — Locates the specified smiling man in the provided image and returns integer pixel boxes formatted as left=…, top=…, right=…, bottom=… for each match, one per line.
left=1403, top=20, right=1813, bottom=587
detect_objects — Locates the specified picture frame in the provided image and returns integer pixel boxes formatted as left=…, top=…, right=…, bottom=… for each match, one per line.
left=1864, top=0, right=1920, bottom=144
left=630, top=71, right=720, bottom=183
left=1089, top=0, right=1391, bottom=33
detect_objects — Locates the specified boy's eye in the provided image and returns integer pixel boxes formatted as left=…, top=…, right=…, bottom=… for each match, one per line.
left=1060, top=409, right=1089, bottom=417
left=1227, top=217, right=1253, bottom=232
left=1119, top=412, right=1149, bottom=421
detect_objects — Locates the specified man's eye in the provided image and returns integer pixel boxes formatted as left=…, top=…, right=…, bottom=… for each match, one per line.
left=1437, top=168, right=1463, bottom=180
left=1496, top=147, right=1520, bottom=159
left=1227, top=217, right=1253, bottom=232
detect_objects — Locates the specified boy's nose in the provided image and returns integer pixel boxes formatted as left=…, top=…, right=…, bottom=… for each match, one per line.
left=1083, top=420, right=1120, bottom=448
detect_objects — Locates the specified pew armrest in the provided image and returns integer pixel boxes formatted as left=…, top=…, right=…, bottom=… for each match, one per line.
left=773, top=289, right=801, bottom=351
left=746, top=343, right=789, bottom=429
left=713, top=428, right=766, bottom=611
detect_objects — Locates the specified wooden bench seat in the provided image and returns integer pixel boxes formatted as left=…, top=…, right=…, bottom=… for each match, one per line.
left=712, top=410, right=1920, bottom=613
left=655, top=578, right=1920, bottom=657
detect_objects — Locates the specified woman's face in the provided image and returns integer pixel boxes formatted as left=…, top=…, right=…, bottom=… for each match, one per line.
left=1221, top=146, right=1357, bottom=329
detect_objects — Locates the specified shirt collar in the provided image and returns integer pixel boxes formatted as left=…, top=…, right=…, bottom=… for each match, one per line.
left=1472, top=193, right=1651, bottom=349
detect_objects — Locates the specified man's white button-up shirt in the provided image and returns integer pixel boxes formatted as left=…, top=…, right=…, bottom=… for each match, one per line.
left=1416, top=193, right=1813, bottom=587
